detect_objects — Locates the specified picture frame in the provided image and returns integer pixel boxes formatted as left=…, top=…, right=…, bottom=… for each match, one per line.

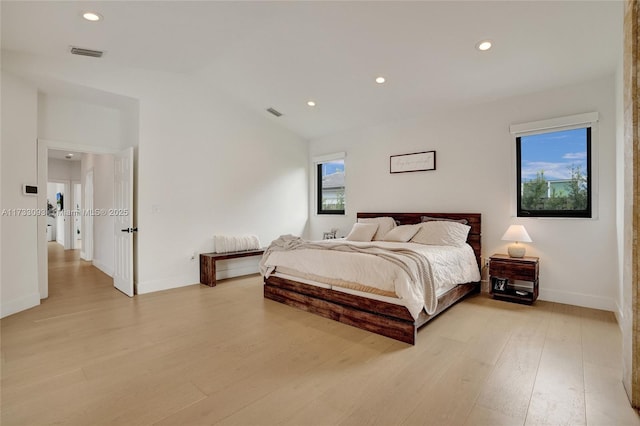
left=491, top=276, right=510, bottom=293
left=390, top=150, right=436, bottom=174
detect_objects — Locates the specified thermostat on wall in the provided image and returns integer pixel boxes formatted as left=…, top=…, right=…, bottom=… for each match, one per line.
left=23, top=184, right=38, bottom=196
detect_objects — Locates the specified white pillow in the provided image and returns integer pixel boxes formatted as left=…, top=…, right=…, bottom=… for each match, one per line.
left=346, top=223, right=379, bottom=242
left=357, top=217, right=396, bottom=241
left=383, top=224, right=421, bottom=242
left=411, top=221, right=471, bottom=247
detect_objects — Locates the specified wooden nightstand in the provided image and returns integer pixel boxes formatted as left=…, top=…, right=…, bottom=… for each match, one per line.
left=489, top=254, right=539, bottom=305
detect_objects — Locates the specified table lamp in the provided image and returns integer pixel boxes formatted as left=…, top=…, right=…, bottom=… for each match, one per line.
left=501, top=225, right=532, bottom=258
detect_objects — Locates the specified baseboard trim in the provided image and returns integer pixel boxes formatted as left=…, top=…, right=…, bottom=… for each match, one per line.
left=92, top=259, right=113, bottom=278
left=137, top=264, right=260, bottom=295
left=1, top=292, right=41, bottom=318
left=136, top=275, right=196, bottom=295
left=538, top=288, right=615, bottom=312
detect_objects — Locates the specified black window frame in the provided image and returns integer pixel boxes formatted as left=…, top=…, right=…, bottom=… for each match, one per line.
left=317, top=161, right=345, bottom=215
left=516, top=126, right=592, bottom=218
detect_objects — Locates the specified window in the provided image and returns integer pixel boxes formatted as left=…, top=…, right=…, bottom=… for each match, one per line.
left=516, top=127, right=592, bottom=218
left=317, top=157, right=345, bottom=215
left=510, top=112, right=598, bottom=219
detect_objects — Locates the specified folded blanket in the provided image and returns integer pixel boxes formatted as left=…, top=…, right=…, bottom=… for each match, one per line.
left=260, top=235, right=437, bottom=315
left=214, top=235, right=261, bottom=253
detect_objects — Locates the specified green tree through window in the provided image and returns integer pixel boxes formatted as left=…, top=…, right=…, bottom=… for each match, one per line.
left=517, top=127, right=591, bottom=218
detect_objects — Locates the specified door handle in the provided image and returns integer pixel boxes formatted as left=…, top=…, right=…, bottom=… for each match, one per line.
left=120, top=227, right=138, bottom=233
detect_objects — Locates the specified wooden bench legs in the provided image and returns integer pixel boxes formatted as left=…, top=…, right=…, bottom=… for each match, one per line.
left=200, top=255, right=218, bottom=286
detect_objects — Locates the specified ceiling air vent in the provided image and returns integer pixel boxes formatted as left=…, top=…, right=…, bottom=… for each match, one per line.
left=70, top=46, right=104, bottom=58
left=266, top=107, right=283, bottom=117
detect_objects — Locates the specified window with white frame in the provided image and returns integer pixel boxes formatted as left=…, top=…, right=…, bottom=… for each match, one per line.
left=315, top=153, right=345, bottom=215
left=510, top=113, right=598, bottom=218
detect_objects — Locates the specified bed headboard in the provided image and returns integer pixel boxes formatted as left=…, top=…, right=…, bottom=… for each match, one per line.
left=356, top=212, right=482, bottom=270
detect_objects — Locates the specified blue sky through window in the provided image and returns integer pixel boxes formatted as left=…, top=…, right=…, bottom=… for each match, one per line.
left=520, top=128, right=587, bottom=181
left=322, top=160, right=344, bottom=176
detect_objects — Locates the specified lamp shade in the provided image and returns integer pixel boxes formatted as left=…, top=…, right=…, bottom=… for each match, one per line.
left=501, top=225, right=532, bottom=243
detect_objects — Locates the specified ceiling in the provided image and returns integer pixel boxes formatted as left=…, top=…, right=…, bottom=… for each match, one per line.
left=1, top=1, right=623, bottom=140
left=48, top=149, right=83, bottom=162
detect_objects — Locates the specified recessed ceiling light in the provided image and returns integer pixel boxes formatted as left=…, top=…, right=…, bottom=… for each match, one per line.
left=307, top=100, right=316, bottom=107
left=375, top=76, right=386, bottom=84
left=82, top=12, right=102, bottom=22
left=476, top=40, right=492, bottom=51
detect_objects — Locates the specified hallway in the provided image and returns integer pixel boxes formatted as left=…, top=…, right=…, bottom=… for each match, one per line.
left=45, top=241, right=121, bottom=310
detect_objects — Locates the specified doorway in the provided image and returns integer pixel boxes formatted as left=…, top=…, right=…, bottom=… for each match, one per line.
left=46, top=180, right=71, bottom=250
left=39, top=144, right=133, bottom=301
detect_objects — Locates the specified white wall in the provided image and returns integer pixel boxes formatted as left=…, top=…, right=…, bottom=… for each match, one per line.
left=81, top=153, right=115, bottom=277
left=48, top=158, right=81, bottom=181
left=615, top=53, right=629, bottom=326
left=134, top=73, right=308, bottom=293
left=309, top=75, right=618, bottom=312
left=2, top=50, right=309, bottom=300
left=38, top=93, right=137, bottom=150
left=0, top=70, right=40, bottom=318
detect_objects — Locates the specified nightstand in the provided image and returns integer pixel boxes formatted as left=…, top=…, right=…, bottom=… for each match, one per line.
left=489, top=254, right=539, bottom=304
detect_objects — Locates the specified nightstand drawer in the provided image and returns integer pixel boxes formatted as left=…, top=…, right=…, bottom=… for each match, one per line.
left=490, top=260, right=537, bottom=281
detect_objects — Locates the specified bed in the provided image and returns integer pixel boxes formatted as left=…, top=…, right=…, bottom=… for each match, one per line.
left=262, top=212, right=481, bottom=345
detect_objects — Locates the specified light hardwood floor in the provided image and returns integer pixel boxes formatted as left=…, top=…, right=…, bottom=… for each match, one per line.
left=1, top=243, right=638, bottom=425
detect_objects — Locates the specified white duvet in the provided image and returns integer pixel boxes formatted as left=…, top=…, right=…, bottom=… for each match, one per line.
left=262, top=239, right=480, bottom=319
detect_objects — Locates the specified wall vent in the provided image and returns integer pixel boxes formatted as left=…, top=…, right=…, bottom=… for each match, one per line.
left=70, top=46, right=104, bottom=58
left=266, top=107, right=283, bottom=117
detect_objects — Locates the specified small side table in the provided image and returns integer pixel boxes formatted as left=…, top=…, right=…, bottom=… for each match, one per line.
left=489, top=254, right=539, bottom=305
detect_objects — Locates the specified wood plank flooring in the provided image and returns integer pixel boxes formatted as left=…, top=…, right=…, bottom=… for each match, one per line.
left=1, top=243, right=638, bottom=425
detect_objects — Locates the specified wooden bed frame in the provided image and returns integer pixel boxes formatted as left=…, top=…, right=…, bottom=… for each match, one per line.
left=263, top=212, right=481, bottom=345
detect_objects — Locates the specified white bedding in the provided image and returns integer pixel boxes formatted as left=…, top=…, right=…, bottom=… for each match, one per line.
left=262, top=239, right=480, bottom=320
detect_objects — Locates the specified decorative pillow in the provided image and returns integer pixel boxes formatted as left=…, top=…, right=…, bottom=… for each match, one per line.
left=346, top=223, right=379, bottom=242
left=357, top=217, right=396, bottom=241
left=411, top=221, right=471, bottom=247
left=420, top=215, right=468, bottom=225
left=383, top=224, right=421, bottom=242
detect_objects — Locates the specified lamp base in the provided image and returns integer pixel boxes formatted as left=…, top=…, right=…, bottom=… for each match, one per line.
left=508, top=244, right=526, bottom=258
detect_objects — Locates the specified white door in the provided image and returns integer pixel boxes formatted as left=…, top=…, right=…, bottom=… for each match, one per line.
left=83, top=170, right=94, bottom=261
left=113, top=147, right=135, bottom=297
left=72, top=182, right=82, bottom=250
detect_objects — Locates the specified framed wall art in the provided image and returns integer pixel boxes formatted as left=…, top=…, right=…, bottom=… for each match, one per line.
left=390, top=150, right=436, bottom=174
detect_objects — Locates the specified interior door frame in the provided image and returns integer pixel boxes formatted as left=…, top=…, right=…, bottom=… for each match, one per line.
left=37, top=139, right=124, bottom=300
left=82, top=168, right=94, bottom=262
